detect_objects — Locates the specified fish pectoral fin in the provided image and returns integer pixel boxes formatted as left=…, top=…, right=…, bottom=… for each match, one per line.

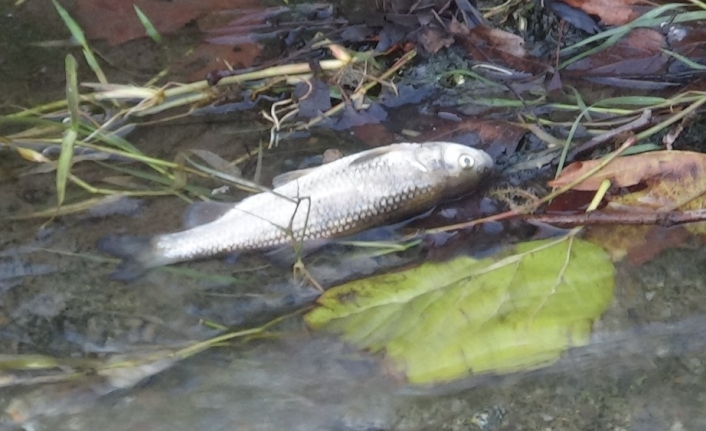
left=271, top=167, right=318, bottom=188
left=264, top=239, right=331, bottom=266
left=182, top=201, right=234, bottom=228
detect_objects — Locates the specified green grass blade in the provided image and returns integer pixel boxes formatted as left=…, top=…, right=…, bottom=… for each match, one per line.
left=56, top=128, right=78, bottom=208
left=591, top=96, right=667, bottom=107
left=636, top=92, right=706, bottom=140
left=94, top=162, right=214, bottom=198
left=661, top=48, right=706, bottom=70
left=65, top=55, right=80, bottom=129
left=556, top=108, right=589, bottom=176
left=568, top=86, right=591, bottom=122
left=51, top=0, right=87, bottom=45
left=56, top=54, right=80, bottom=209
left=52, top=0, right=108, bottom=84
left=621, top=143, right=661, bottom=155
left=133, top=5, right=163, bottom=43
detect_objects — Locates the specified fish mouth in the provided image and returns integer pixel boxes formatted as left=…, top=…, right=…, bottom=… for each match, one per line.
left=478, top=151, right=495, bottom=171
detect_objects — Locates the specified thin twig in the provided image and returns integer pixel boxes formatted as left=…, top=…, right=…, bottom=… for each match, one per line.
left=525, top=208, right=706, bottom=227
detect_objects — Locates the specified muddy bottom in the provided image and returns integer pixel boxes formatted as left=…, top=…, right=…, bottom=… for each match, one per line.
left=2, top=115, right=706, bottom=430
left=2, top=1, right=706, bottom=430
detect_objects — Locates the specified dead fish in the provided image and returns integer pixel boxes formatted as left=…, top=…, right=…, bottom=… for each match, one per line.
left=98, top=142, right=494, bottom=280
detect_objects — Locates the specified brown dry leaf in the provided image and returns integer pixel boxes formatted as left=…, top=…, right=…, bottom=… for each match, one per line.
left=449, top=22, right=526, bottom=57
left=607, top=164, right=706, bottom=236
left=418, top=27, right=454, bottom=54
left=548, top=151, right=706, bottom=191
left=352, top=123, right=396, bottom=148
left=474, top=27, right=526, bottom=58
left=416, top=118, right=526, bottom=159
left=74, top=0, right=259, bottom=45
left=558, top=150, right=706, bottom=263
left=453, top=25, right=546, bottom=75
left=563, top=0, right=642, bottom=26
left=179, top=43, right=262, bottom=81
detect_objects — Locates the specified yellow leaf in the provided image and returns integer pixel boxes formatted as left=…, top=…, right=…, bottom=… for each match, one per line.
left=305, top=236, right=615, bottom=384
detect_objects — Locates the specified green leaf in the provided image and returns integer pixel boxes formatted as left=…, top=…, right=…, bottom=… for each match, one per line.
left=305, top=236, right=615, bottom=384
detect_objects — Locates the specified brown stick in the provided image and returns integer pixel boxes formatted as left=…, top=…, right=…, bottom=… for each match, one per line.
left=525, top=209, right=706, bottom=227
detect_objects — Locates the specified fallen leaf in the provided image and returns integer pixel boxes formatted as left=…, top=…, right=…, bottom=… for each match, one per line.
left=606, top=163, right=706, bottom=237
left=178, top=42, right=262, bottom=81
left=376, top=23, right=408, bottom=52
left=330, top=104, right=388, bottom=131
left=453, top=24, right=547, bottom=75
left=566, top=29, right=667, bottom=77
left=418, top=27, right=454, bottom=53
left=550, top=150, right=706, bottom=264
left=295, top=79, right=333, bottom=119
left=472, top=26, right=526, bottom=58
left=416, top=118, right=526, bottom=159
left=74, top=0, right=259, bottom=45
left=562, top=0, right=642, bottom=26
left=196, top=6, right=287, bottom=32
left=378, top=84, right=435, bottom=108
left=549, top=151, right=706, bottom=191
left=547, top=1, right=600, bottom=34
left=305, top=236, right=615, bottom=384
left=352, top=123, right=396, bottom=148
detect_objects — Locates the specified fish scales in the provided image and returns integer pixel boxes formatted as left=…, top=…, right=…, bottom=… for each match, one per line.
left=98, top=142, right=494, bottom=280
left=156, top=147, right=436, bottom=259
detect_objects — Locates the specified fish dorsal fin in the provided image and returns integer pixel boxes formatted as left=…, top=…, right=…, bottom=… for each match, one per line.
left=348, top=143, right=415, bottom=167
left=272, top=144, right=418, bottom=188
left=271, top=167, right=317, bottom=188
left=182, top=201, right=234, bottom=229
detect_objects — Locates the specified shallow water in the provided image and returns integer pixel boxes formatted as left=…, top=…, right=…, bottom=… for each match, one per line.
left=2, top=2, right=706, bottom=430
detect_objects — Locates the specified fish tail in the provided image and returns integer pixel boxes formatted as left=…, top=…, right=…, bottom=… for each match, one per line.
left=96, top=235, right=162, bottom=281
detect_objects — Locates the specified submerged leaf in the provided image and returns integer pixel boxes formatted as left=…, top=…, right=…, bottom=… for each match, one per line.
left=562, top=0, right=640, bottom=26
left=305, top=236, right=615, bottom=384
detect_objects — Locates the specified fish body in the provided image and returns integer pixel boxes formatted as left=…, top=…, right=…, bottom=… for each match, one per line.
left=99, top=142, right=494, bottom=279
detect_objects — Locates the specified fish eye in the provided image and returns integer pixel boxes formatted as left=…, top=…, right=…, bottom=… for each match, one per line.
left=458, top=154, right=475, bottom=170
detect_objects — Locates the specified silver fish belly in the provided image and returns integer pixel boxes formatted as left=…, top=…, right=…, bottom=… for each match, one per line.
left=98, top=142, right=494, bottom=279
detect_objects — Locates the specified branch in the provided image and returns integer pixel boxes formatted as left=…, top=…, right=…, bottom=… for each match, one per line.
left=525, top=209, right=706, bottom=227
